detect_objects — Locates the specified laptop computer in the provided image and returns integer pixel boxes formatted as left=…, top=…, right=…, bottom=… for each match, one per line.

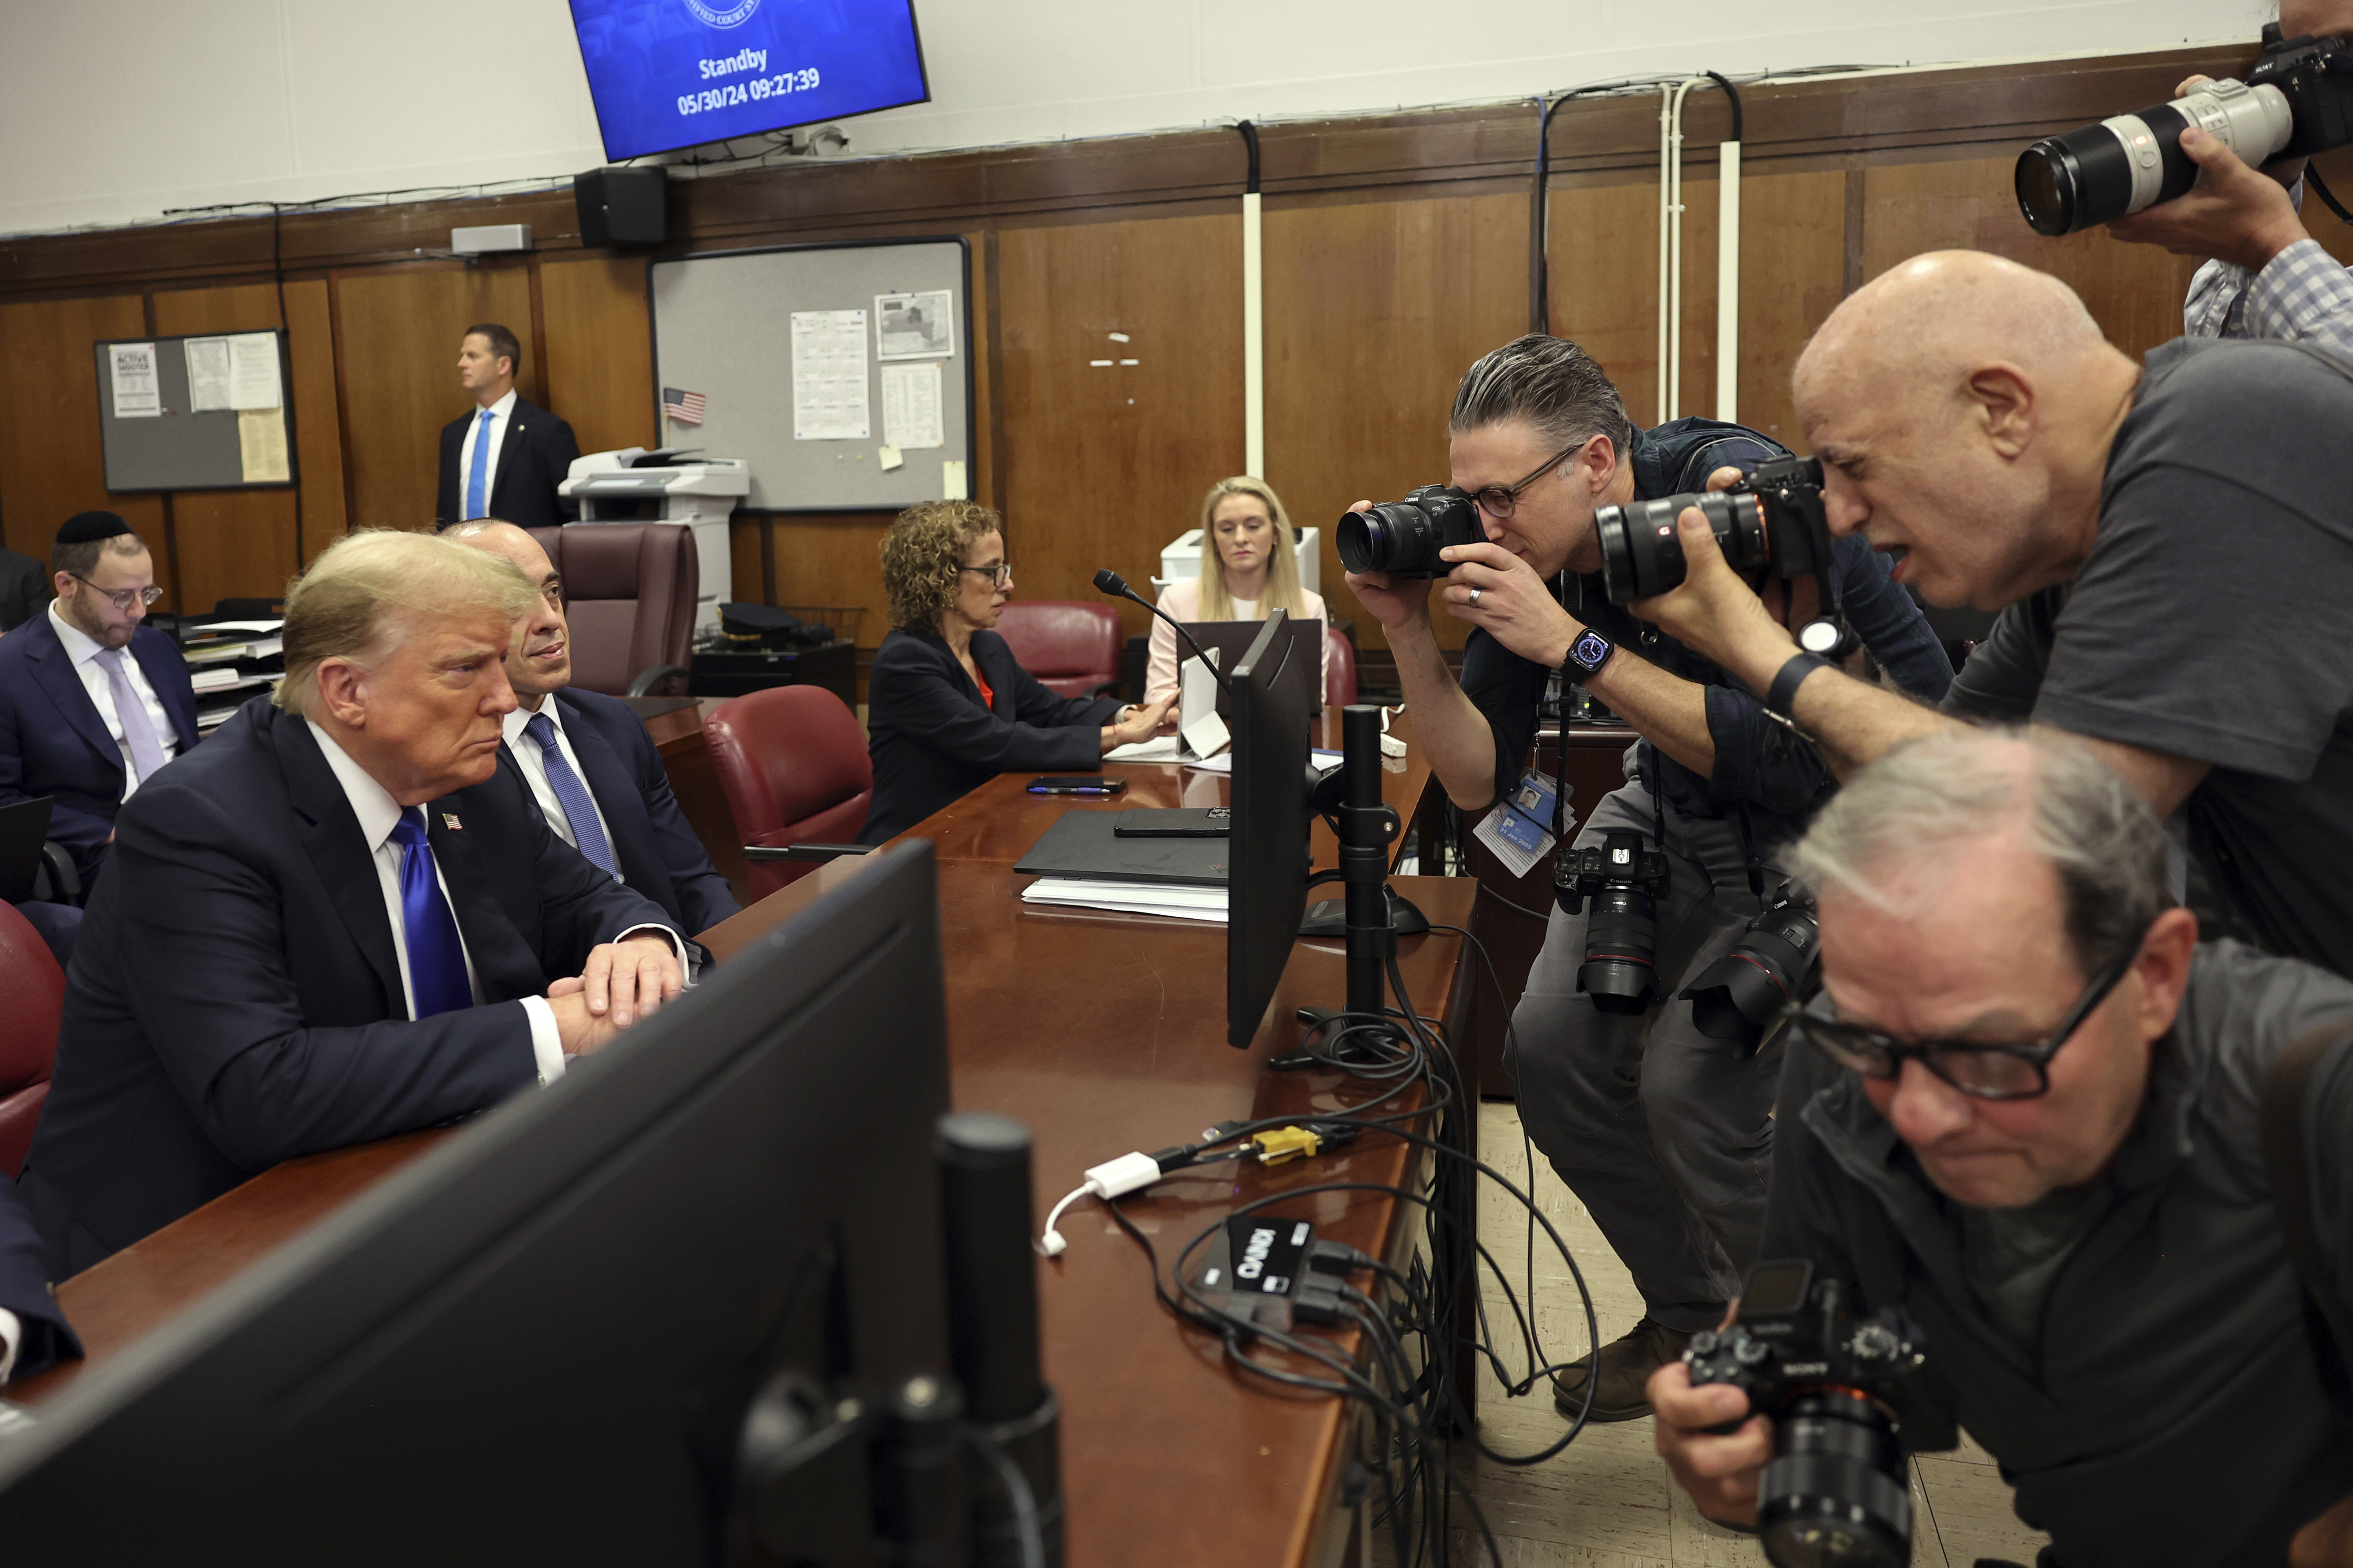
left=0, top=797, right=56, bottom=905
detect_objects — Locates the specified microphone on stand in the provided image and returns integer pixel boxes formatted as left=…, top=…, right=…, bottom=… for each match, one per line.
left=1092, top=569, right=1235, bottom=698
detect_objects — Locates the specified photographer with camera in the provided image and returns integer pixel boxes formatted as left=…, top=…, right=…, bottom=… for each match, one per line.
left=1634, top=249, right=2353, bottom=983
left=1343, top=335, right=1952, bottom=1419
left=1650, top=729, right=2353, bottom=1568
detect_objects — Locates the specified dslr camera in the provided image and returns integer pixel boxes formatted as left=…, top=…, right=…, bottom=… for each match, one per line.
left=1680, top=883, right=1820, bottom=1057
left=1685, top=1259, right=1926, bottom=1568
left=1553, top=829, right=1669, bottom=1016
left=2017, top=26, right=2353, bottom=235
left=1591, top=455, right=1834, bottom=606
left=1335, top=486, right=1484, bottom=580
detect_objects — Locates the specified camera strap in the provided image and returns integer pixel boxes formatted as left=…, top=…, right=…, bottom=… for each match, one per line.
left=2308, top=165, right=2353, bottom=226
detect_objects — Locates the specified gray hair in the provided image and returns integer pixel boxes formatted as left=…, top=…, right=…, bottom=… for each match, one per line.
left=1450, top=334, right=1635, bottom=456
left=276, top=529, right=538, bottom=717
left=1784, top=728, right=2173, bottom=978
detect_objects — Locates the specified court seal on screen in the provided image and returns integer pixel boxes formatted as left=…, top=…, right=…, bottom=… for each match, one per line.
left=684, top=0, right=758, bottom=29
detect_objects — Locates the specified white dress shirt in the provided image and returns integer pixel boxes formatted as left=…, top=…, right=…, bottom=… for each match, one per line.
left=49, top=601, right=180, bottom=797
left=502, top=698, right=617, bottom=866
left=0, top=1308, right=18, bottom=1383
left=454, top=389, right=518, bottom=519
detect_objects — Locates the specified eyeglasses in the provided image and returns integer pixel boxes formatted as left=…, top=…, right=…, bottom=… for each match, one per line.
left=1466, top=443, right=1582, bottom=520
left=959, top=563, right=1013, bottom=588
left=69, top=574, right=164, bottom=612
left=1781, top=946, right=2138, bottom=1101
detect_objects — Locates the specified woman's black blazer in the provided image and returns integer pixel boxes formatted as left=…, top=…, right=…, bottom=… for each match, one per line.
left=859, top=627, right=1121, bottom=843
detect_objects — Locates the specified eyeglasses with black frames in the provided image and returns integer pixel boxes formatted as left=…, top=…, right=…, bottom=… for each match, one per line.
left=958, top=563, right=1013, bottom=588
left=1780, top=944, right=2140, bottom=1101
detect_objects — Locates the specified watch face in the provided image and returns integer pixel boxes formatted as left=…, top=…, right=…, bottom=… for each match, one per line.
left=1573, top=631, right=1612, bottom=670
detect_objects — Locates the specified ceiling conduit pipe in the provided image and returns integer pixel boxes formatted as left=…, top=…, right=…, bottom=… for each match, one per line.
left=1237, top=120, right=1265, bottom=480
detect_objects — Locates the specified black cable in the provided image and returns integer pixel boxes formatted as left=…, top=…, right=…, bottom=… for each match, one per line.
left=1237, top=120, right=1261, bottom=194
left=271, top=202, right=305, bottom=564
left=1475, top=879, right=1554, bottom=924
left=1701, top=71, right=1745, bottom=143
left=960, top=1424, right=1046, bottom=1568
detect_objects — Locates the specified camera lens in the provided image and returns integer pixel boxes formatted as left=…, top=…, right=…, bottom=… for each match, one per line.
left=1756, top=1392, right=1913, bottom=1568
left=1578, top=884, right=1657, bottom=1015
left=1682, top=897, right=1820, bottom=1055
left=2015, top=122, right=2140, bottom=235
left=1337, top=490, right=1483, bottom=580
left=1595, top=491, right=1763, bottom=605
left=1337, top=508, right=1410, bottom=576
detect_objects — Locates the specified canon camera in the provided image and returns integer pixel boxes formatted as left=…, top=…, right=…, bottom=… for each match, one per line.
left=1685, top=1259, right=1926, bottom=1568
left=1680, top=884, right=1820, bottom=1057
left=1553, top=829, right=1670, bottom=1016
left=2017, top=26, right=2353, bottom=236
left=1335, top=485, right=1485, bottom=580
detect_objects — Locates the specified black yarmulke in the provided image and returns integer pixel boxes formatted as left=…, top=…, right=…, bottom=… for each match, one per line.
left=56, top=511, right=133, bottom=545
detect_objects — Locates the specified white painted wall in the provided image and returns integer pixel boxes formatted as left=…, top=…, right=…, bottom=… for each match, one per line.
left=0, top=0, right=2268, bottom=237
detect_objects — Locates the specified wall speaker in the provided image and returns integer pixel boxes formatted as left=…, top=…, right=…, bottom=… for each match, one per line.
left=575, top=167, right=668, bottom=248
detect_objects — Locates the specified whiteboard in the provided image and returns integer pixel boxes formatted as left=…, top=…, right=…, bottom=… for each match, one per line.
left=649, top=240, right=971, bottom=511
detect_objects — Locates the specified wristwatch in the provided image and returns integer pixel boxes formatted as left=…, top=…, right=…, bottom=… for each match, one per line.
left=1564, top=628, right=1615, bottom=681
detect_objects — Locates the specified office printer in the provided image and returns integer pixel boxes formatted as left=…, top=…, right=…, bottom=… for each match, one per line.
left=558, top=448, right=750, bottom=629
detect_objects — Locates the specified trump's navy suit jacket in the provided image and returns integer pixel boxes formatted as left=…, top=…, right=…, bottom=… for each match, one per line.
left=20, top=698, right=673, bottom=1275
left=0, top=1175, right=76, bottom=1383
left=499, top=687, right=738, bottom=938
left=0, top=613, right=199, bottom=880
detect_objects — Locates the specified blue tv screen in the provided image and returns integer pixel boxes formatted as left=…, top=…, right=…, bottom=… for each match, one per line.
left=567, top=0, right=928, bottom=162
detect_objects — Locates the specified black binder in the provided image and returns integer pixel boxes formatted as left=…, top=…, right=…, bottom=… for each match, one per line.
left=1013, top=809, right=1230, bottom=887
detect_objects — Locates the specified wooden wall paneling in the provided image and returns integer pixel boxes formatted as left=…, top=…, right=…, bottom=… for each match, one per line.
left=964, top=230, right=997, bottom=512
left=1547, top=181, right=1665, bottom=436
left=1265, top=193, right=1526, bottom=655
left=1731, top=169, right=1848, bottom=450
left=0, top=293, right=166, bottom=570
left=766, top=512, right=894, bottom=652
left=539, top=256, right=656, bottom=458
left=283, top=278, right=349, bottom=563
left=148, top=283, right=301, bottom=611
left=730, top=514, right=768, bottom=610
left=996, top=212, right=1246, bottom=643
left=1858, top=158, right=2204, bottom=361
left=332, top=263, right=535, bottom=533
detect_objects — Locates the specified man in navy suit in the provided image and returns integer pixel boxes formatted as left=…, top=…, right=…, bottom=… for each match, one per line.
left=449, top=520, right=740, bottom=939
left=0, top=1176, right=76, bottom=1385
left=0, top=512, right=200, bottom=885
left=20, top=529, right=686, bottom=1275
left=433, top=323, right=581, bottom=531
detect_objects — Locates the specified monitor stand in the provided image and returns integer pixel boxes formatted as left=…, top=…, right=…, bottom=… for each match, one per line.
left=1297, top=703, right=1426, bottom=1025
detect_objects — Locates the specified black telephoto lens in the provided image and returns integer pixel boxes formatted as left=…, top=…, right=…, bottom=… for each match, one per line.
left=1594, top=490, right=1766, bottom=604
left=1578, top=885, right=1658, bottom=1015
left=1756, top=1392, right=1914, bottom=1568
left=1681, top=895, right=1820, bottom=1055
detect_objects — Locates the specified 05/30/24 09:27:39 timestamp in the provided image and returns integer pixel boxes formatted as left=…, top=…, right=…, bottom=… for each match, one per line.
left=678, top=69, right=820, bottom=117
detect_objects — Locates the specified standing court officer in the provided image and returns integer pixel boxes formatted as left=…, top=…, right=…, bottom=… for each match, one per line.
left=433, top=323, right=580, bottom=531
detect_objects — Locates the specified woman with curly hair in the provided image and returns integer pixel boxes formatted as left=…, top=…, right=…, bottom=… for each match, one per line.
left=858, top=501, right=1175, bottom=844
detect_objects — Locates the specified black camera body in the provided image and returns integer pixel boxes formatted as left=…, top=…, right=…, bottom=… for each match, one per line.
left=1591, top=455, right=1832, bottom=606
left=2017, top=27, right=2353, bottom=236
left=1553, top=829, right=1669, bottom=1016
left=1335, top=486, right=1485, bottom=580
left=1686, top=1259, right=1926, bottom=1568
left=1680, top=884, right=1820, bottom=1057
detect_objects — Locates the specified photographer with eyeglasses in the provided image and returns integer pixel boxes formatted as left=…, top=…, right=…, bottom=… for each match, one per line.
left=1650, top=728, right=2353, bottom=1568
left=1343, top=335, right=1952, bottom=1419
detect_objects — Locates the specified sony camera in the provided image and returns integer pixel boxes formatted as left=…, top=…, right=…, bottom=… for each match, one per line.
left=1591, top=455, right=1835, bottom=606
left=1680, top=884, right=1820, bottom=1057
left=1685, top=1259, right=1926, bottom=1568
left=1335, top=485, right=1484, bottom=580
left=2017, top=26, right=2353, bottom=236
left=1553, top=829, right=1669, bottom=1015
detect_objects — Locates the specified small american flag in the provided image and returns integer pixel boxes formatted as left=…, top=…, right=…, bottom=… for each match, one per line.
left=662, top=386, right=706, bottom=425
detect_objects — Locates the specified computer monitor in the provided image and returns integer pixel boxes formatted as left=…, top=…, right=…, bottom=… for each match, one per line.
left=1226, top=610, right=1313, bottom=1049
left=0, top=843, right=954, bottom=1564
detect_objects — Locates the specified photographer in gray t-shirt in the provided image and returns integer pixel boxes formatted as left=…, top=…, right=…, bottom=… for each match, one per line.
left=1631, top=248, right=2353, bottom=980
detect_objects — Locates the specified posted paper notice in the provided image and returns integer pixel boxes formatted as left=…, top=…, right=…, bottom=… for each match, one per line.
left=238, top=409, right=290, bottom=483
left=880, top=360, right=944, bottom=450
left=185, top=337, right=233, bottom=412
left=109, top=342, right=161, bottom=417
left=227, top=332, right=282, bottom=410
left=791, top=309, right=869, bottom=441
left=876, top=290, right=954, bottom=360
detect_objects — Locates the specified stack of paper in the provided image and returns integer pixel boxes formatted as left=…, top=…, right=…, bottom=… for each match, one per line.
left=1020, top=878, right=1227, bottom=924
left=1184, top=748, right=1342, bottom=776
left=1104, top=736, right=1184, bottom=763
left=190, top=667, right=248, bottom=693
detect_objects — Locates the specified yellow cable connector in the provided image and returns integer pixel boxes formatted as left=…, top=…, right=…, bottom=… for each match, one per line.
left=1251, top=1126, right=1323, bottom=1166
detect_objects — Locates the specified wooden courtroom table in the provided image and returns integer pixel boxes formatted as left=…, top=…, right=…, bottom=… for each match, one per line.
left=19, top=711, right=1472, bottom=1568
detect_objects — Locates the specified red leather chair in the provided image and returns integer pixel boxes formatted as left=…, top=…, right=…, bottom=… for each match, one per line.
left=523, top=523, right=698, bottom=697
left=0, top=902, right=65, bottom=1178
left=993, top=601, right=1120, bottom=699
left=1325, top=626, right=1358, bottom=709
left=704, top=685, right=874, bottom=899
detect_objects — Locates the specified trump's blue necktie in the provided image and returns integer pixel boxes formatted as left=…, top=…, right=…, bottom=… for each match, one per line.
left=525, top=711, right=618, bottom=878
left=389, top=809, right=472, bottom=1018
left=464, top=407, right=495, bottom=520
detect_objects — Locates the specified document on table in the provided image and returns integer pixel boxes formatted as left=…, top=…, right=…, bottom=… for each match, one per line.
left=185, top=337, right=233, bottom=411
left=1021, top=877, right=1227, bottom=924
left=791, top=309, right=870, bottom=440
left=1184, top=749, right=1343, bottom=775
left=239, top=410, right=290, bottom=482
left=1104, top=736, right=1184, bottom=762
left=880, top=360, right=944, bottom=449
left=109, top=342, right=161, bottom=417
left=227, top=332, right=282, bottom=409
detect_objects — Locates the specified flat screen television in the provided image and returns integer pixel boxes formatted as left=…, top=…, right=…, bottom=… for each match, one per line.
left=567, top=0, right=929, bottom=162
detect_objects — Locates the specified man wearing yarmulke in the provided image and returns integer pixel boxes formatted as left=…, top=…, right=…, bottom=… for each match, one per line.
left=0, top=512, right=198, bottom=885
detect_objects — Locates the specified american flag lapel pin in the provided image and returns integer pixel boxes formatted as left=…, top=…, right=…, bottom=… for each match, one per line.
left=443, top=813, right=463, bottom=830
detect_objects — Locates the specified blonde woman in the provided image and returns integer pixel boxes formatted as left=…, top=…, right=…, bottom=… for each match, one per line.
left=1144, top=477, right=1331, bottom=704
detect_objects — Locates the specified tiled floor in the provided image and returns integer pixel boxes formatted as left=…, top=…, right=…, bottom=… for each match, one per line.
left=1389, top=1102, right=2053, bottom=1568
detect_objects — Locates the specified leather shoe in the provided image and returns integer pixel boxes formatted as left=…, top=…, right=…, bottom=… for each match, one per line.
left=1551, top=1315, right=1695, bottom=1423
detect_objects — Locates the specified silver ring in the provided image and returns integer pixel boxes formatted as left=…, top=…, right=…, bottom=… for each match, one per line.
left=1467, top=587, right=1482, bottom=607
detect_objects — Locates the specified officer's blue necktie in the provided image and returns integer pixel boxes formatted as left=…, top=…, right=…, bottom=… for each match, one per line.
left=389, top=809, right=473, bottom=1018
left=525, top=711, right=618, bottom=878
left=464, top=407, right=495, bottom=520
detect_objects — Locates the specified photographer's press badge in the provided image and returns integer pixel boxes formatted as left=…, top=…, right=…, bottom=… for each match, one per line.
left=1472, top=768, right=1574, bottom=879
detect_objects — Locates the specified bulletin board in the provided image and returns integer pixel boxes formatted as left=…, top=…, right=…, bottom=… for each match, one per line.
left=93, top=331, right=296, bottom=492
left=648, top=239, right=972, bottom=511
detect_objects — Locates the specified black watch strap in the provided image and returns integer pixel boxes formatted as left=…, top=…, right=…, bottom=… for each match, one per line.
left=1765, top=651, right=1831, bottom=719
left=1565, top=628, right=1614, bottom=679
